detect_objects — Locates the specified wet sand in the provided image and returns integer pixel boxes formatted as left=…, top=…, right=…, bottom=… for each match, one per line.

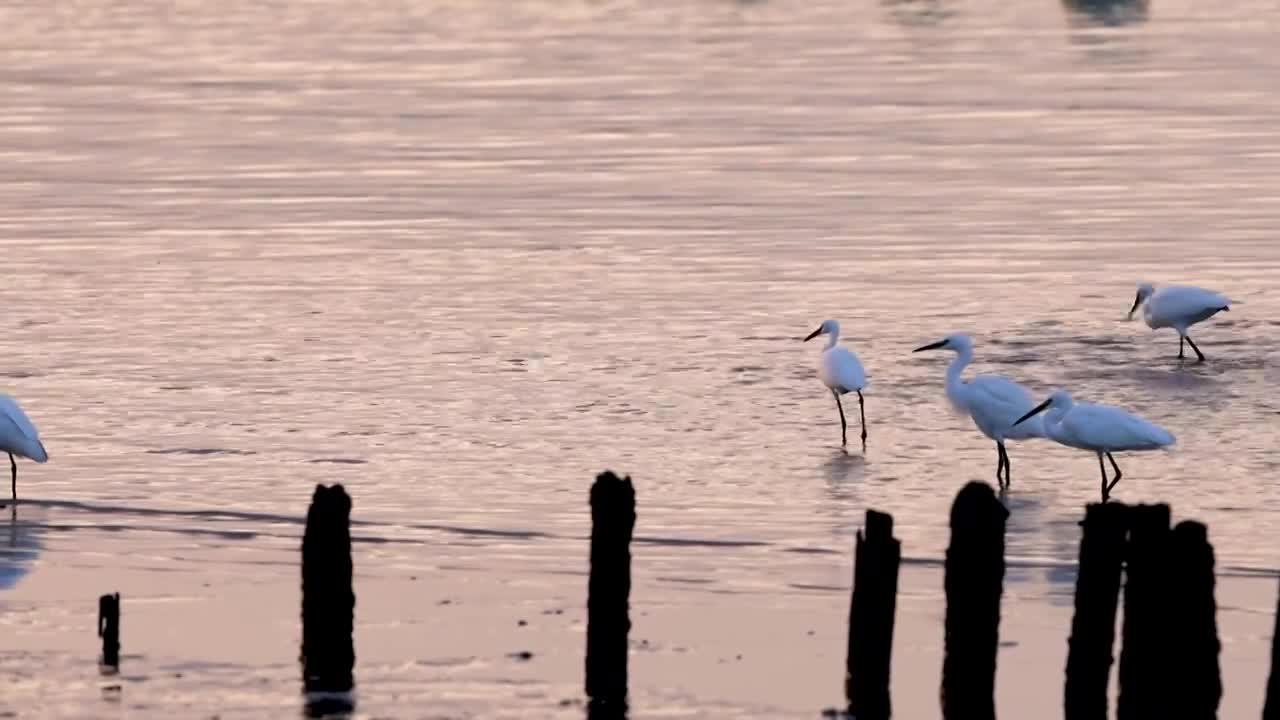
left=2, top=501, right=1275, bottom=718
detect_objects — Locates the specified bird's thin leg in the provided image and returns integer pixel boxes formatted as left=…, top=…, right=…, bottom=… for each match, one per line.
left=998, top=442, right=1010, bottom=488
left=9, top=453, right=15, bottom=502
left=1105, top=452, right=1124, bottom=496
left=1185, top=335, right=1207, bottom=362
left=1098, top=452, right=1109, bottom=501
left=995, top=443, right=1006, bottom=487
left=1178, top=335, right=1185, bottom=360
left=833, top=391, right=847, bottom=447
left=1002, top=442, right=1012, bottom=488
left=856, top=390, right=868, bottom=446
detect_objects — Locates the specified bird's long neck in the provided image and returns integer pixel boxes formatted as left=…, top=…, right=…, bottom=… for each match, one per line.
left=944, top=347, right=972, bottom=396
left=823, top=329, right=839, bottom=351
left=1044, top=403, right=1069, bottom=428
left=1040, top=403, right=1071, bottom=441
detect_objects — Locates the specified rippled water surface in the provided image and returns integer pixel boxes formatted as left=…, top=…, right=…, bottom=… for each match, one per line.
left=2, top=0, right=1280, bottom=717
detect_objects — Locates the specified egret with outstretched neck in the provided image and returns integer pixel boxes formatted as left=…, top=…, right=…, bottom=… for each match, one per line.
left=1014, top=390, right=1173, bottom=501
left=1128, top=283, right=1231, bottom=362
left=913, top=333, right=1044, bottom=488
left=0, top=394, right=47, bottom=503
left=803, top=319, right=867, bottom=449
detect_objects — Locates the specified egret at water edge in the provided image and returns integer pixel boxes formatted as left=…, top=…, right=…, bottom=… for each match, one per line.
left=0, top=393, right=48, bottom=502
left=1127, top=283, right=1231, bottom=362
left=803, top=319, right=867, bottom=449
left=1014, top=390, right=1174, bottom=502
left=912, top=334, right=1044, bottom=489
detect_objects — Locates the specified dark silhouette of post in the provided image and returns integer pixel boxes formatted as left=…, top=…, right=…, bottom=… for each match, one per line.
left=98, top=592, right=120, bottom=669
left=1166, top=521, right=1221, bottom=719
left=1117, top=504, right=1171, bottom=720
left=585, top=471, right=636, bottom=712
left=300, top=484, right=355, bottom=703
left=846, top=509, right=900, bottom=720
left=941, top=482, right=1008, bottom=720
left=1064, top=502, right=1127, bottom=720
left=1265, top=576, right=1280, bottom=720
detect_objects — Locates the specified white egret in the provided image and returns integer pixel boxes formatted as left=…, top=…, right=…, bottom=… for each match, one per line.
left=1127, top=283, right=1230, bottom=362
left=803, top=319, right=867, bottom=448
left=913, top=334, right=1044, bottom=489
left=0, top=394, right=47, bottom=502
left=1014, top=390, right=1173, bottom=501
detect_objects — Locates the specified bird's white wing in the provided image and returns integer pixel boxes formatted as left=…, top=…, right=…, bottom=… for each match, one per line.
left=1061, top=403, right=1175, bottom=452
left=822, top=347, right=866, bottom=393
left=0, top=395, right=40, bottom=443
left=1152, top=285, right=1230, bottom=321
left=966, top=375, right=1043, bottom=438
left=0, top=395, right=47, bottom=462
left=968, top=374, right=1035, bottom=408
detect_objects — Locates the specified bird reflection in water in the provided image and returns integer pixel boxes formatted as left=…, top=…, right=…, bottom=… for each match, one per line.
left=823, top=451, right=868, bottom=540
left=882, top=0, right=958, bottom=27
left=1, top=502, right=42, bottom=590
left=824, top=450, right=866, bottom=488
left=1062, top=0, right=1148, bottom=26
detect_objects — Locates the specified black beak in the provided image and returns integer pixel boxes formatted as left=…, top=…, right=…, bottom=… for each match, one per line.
left=1014, top=398, right=1052, bottom=426
left=1126, top=291, right=1142, bottom=320
left=803, top=327, right=822, bottom=342
left=913, top=340, right=948, bottom=353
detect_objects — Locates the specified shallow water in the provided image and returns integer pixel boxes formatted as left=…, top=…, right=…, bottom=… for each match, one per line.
left=1, top=0, right=1279, bottom=717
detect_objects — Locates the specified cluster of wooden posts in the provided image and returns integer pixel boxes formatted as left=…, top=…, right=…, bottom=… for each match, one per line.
left=90, top=473, right=1280, bottom=718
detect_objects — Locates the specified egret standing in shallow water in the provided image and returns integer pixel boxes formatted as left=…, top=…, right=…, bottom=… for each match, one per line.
left=913, top=334, right=1044, bottom=489
left=0, top=394, right=47, bottom=502
left=1128, top=283, right=1231, bottom=362
left=1014, top=390, right=1174, bottom=502
left=803, top=319, right=867, bottom=449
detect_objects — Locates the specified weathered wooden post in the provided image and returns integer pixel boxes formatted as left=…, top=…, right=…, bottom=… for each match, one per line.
left=1264, top=576, right=1280, bottom=720
left=941, top=482, right=1008, bottom=720
left=585, top=471, right=636, bottom=713
left=300, top=484, right=355, bottom=712
left=1166, top=521, right=1221, bottom=719
left=1064, top=502, right=1127, bottom=720
left=1117, top=504, right=1171, bottom=720
left=97, top=592, right=120, bottom=670
left=846, top=509, right=900, bottom=720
